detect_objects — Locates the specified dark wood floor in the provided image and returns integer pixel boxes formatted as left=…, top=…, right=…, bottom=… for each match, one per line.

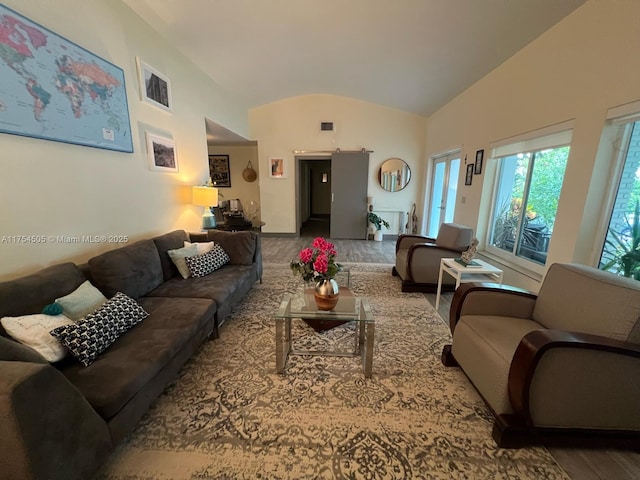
left=261, top=225, right=640, bottom=480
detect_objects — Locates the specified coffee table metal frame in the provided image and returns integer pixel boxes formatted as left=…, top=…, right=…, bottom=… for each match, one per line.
left=274, top=293, right=374, bottom=378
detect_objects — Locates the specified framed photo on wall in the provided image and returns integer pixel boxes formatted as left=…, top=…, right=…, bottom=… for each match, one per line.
left=465, top=163, right=474, bottom=185
left=208, top=154, right=231, bottom=187
left=270, top=157, right=285, bottom=178
left=475, top=149, right=484, bottom=174
left=137, top=57, right=172, bottom=113
left=146, top=132, right=178, bottom=173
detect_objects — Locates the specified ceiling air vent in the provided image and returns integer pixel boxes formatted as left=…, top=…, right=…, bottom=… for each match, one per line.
left=320, top=122, right=334, bottom=131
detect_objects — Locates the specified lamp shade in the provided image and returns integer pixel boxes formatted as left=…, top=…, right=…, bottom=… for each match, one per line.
left=192, top=186, right=218, bottom=207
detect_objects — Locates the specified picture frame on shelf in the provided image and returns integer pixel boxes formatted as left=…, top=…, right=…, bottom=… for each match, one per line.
left=475, top=149, right=484, bottom=174
left=465, top=163, right=474, bottom=185
left=146, top=132, right=178, bottom=172
left=208, top=154, right=231, bottom=187
left=137, top=57, right=172, bottom=113
left=270, top=157, right=286, bottom=178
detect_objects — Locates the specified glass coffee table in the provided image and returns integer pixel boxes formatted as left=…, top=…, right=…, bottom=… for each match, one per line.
left=274, top=289, right=374, bottom=377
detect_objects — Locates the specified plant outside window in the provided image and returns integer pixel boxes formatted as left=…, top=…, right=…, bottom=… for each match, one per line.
left=490, top=146, right=570, bottom=265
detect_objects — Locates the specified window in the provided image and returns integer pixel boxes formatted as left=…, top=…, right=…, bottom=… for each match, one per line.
left=598, top=115, right=640, bottom=279
left=487, top=125, right=572, bottom=267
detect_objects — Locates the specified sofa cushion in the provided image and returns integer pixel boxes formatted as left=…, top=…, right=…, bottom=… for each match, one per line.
left=146, top=264, right=257, bottom=324
left=89, top=239, right=164, bottom=299
left=152, top=230, right=189, bottom=281
left=57, top=296, right=216, bottom=419
left=533, top=263, right=640, bottom=342
left=0, top=262, right=86, bottom=322
left=55, top=280, right=108, bottom=320
left=167, top=244, right=198, bottom=279
left=203, top=230, right=256, bottom=265
left=51, top=293, right=149, bottom=367
left=1, top=313, right=74, bottom=362
left=184, top=240, right=215, bottom=255
left=185, top=245, right=230, bottom=278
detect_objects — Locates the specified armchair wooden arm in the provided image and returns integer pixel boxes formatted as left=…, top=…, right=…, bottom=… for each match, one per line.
left=509, top=329, right=640, bottom=425
left=395, top=234, right=435, bottom=253
left=449, top=282, right=537, bottom=334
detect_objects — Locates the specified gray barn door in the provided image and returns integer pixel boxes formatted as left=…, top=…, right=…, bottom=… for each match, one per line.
left=330, top=151, right=369, bottom=239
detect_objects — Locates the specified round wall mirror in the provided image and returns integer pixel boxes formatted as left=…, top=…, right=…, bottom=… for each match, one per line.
left=378, top=158, right=411, bottom=192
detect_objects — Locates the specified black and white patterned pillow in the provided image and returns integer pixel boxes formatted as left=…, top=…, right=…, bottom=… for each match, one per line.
left=50, top=292, right=149, bottom=366
left=185, top=244, right=230, bottom=278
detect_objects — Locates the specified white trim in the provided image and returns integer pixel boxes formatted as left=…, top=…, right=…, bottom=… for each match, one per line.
left=489, top=119, right=575, bottom=158
left=606, top=99, right=640, bottom=122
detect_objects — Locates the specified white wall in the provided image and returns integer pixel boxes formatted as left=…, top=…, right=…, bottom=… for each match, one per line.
left=249, top=94, right=427, bottom=234
left=0, top=0, right=249, bottom=280
left=425, top=0, right=640, bottom=290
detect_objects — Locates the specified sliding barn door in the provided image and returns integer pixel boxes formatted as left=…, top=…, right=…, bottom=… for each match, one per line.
left=330, top=151, right=369, bottom=239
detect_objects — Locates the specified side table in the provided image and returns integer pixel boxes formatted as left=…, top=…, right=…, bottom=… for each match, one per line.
left=435, top=258, right=503, bottom=309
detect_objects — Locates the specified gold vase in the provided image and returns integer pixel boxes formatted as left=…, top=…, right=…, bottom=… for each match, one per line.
left=314, top=278, right=340, bottom=311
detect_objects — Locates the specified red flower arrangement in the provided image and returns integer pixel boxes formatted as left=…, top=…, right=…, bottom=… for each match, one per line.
left=290, top=237, right=342, bottom=283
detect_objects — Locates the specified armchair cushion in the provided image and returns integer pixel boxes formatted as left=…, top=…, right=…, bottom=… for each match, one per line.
left=533, top=263, right=640, bottom=342
left=435, top=223, right=474, bottom=250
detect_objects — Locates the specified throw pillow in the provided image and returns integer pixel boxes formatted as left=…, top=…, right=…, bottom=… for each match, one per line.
left=55, top=280, right=108, bottom=320
left=1, top=313, right=74, bottom=362
left=185, top=244, right=230, bottom=278
left=184, top=240, right=215, bottom=255
left=50, top=292, right=149, bottom=366
left=167, top=244, right=198, bottom=279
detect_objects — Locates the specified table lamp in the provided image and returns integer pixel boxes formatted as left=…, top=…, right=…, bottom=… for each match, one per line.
left=192, top=186, right=219, bottom=229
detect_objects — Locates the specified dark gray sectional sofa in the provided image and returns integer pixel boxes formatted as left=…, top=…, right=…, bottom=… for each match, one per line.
left=0, top=229, right=262, bottom=480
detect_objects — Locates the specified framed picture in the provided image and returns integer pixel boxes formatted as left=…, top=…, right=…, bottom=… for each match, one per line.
left=0, top=4, right=133, bottom=152
left=465, top=163, right=474, bottom=185
left=270, top=157, right=286, bottom=178
left=146, top=132, right=178, bottom=172
left=209, top=154, right=231, bottom=187
left=137, top=57, right=172, bottom=113
left=475, top=149, right=484, bottom=174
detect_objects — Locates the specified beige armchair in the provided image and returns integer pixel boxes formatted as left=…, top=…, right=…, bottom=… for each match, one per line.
left=392, top=223, right=473, bottom=292
left=442, top=263, right=640, bottom=449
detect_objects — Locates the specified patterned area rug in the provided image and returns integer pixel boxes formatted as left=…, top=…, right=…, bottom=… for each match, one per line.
left=96, top=263, right=570, bottom=480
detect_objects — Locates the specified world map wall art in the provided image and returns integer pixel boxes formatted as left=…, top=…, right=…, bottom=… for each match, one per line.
left=0, top=4, right=133, bottom=152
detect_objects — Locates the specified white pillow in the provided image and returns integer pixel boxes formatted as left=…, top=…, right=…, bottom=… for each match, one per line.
left=55, top=280, right=108, bottom=321
left=184, top=240, right=215, bottom=255
left=168, top=244, right=198, bottom=279
left=1, top=314, right=74, bottom=362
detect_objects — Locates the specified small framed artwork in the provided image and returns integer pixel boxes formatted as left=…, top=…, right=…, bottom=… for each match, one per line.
left=146, top=132, right=178, bottom=172
left=137, top=58, right=172, bottom=113
left=465, top=163, right=474, bottom=185
left=270, top=157, right=286, bottom=178
left=208, top=154, right=231, bottom=187
left=475, top=149, right=484, bottom=174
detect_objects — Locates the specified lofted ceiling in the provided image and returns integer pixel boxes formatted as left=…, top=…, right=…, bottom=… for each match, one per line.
left=124, top=0, right=585, bottom=120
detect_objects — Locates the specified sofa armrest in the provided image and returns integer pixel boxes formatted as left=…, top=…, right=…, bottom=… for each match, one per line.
left=395, top=234, right=435, bottom=253
left=0, top=361, right=112, bottom=480
left=509, top=330, right=640, bottom=429
left=449, top=282, right=537, bottom=334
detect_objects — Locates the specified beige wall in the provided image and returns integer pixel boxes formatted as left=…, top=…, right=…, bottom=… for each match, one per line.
left=425, top=0, right=640, bottom=290
left=0, top=0, right=249, bottom=280
left=249, top=94, right=427, bottom=234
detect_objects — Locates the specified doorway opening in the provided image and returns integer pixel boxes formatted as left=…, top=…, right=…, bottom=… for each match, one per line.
left=297, top=157, right=332, bottom=238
